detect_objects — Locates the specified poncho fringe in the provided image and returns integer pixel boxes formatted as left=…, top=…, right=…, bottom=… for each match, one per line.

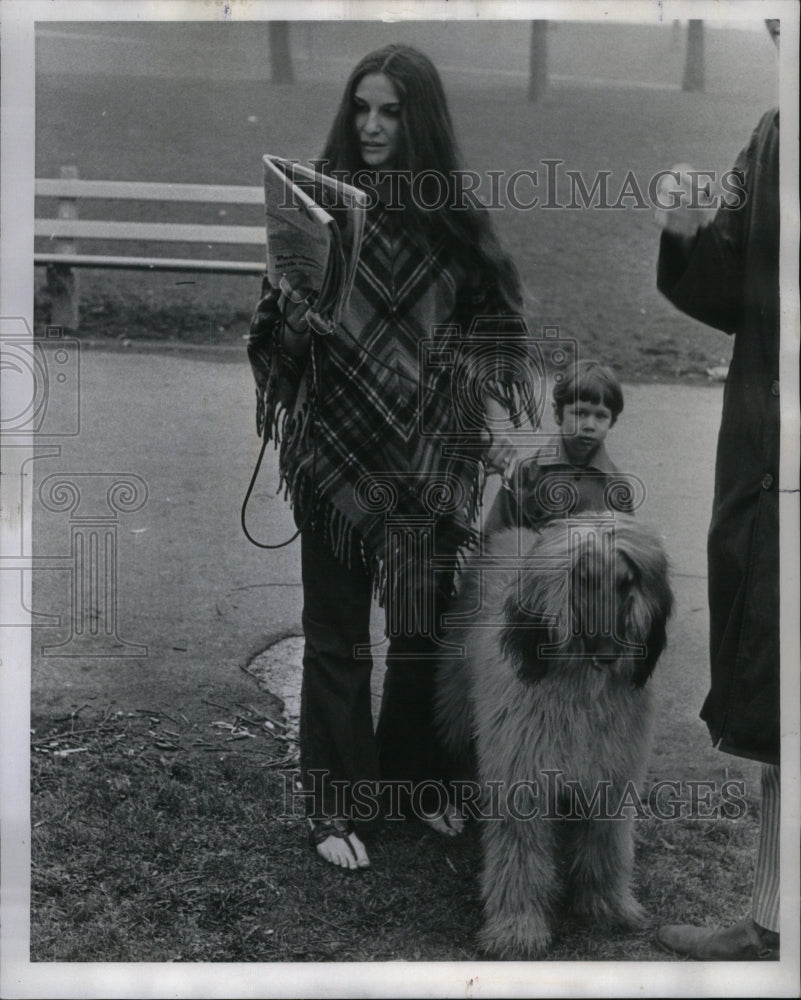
left=256, top=369, right=528, bottom=607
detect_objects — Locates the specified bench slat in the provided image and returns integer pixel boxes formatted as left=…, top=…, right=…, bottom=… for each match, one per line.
left=35, top=219, right=266, bottom=245
left=35, top=178, right=265, bottom=204
left=34, top=252, right=266, bottom=275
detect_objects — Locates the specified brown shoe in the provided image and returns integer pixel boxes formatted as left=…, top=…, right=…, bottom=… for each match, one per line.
left=656, top=918, right=779, bottom=960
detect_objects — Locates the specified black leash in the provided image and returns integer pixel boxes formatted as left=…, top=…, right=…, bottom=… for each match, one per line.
left=240, top=297, right=320, bottom=549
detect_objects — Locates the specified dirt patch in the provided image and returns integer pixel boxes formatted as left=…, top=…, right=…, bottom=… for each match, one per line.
left=244, top=635, right=305, bottom=738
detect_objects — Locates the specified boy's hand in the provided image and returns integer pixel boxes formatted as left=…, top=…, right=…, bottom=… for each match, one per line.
left=482, top=431, right=518, bottom=483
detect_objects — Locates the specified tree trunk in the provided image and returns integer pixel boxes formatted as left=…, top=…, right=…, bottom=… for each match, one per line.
left=681, top=20, right=705, bottom=93
left=270, top=21, right=295, bottom=85
left=528, top=21, right=548, bottom=102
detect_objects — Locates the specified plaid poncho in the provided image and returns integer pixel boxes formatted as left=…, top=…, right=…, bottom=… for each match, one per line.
left=248, top=203, right=535, bottom=601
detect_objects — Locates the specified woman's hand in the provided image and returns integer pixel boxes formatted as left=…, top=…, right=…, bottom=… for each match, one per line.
left=482, top=395, right=519, bottom=484
left=278, top=282, right=312, bottom=359
left=654, top=163, right=716, bottom=238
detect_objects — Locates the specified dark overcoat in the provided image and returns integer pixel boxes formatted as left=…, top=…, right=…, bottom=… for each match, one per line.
left=657, top=109, right=780, bottom=765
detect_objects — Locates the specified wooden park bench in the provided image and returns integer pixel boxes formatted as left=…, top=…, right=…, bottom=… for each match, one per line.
left=35, top=166, right=267, bottom=329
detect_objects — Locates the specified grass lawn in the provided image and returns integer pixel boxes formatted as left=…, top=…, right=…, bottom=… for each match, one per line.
left=31, top=705, right=761, bottom=963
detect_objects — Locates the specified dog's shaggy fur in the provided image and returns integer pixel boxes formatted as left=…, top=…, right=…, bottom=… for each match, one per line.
left=435, top=517, right=673, bottom=959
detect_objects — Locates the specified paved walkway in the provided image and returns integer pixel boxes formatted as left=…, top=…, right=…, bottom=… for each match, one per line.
left=22, top=343, right=756, bottom=784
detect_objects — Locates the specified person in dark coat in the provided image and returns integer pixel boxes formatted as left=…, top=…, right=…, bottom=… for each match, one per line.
left=653, top=20, right=781, bottom=961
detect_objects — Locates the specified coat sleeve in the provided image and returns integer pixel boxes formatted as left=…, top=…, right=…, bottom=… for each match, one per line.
left=656, top=225, right=742, bottom=336
left=656, top=124, right=760, bottom=335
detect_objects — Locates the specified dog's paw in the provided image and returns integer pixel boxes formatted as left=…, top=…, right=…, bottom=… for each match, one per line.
left=572, top=892, right=647, bottom=930
left=612, top=897, right=648, bottom=931
left=478, top=913, right=552, bottom=960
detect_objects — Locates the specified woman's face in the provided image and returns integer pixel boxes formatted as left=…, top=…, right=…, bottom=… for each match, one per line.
left=353, top=72, right=402, bottom=169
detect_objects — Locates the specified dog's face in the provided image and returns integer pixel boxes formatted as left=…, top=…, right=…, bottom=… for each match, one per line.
left=500, top=518, right=674, bottom=688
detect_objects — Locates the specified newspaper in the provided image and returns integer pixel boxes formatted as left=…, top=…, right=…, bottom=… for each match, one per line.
left=263, top=154, right=368, bottom=335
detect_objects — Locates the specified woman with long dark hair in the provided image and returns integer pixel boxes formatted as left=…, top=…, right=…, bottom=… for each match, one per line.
left=248, top=44, right=535, bottom=869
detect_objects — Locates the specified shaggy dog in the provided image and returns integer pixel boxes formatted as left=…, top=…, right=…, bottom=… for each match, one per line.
left=435, top=517, right=673, bottom=959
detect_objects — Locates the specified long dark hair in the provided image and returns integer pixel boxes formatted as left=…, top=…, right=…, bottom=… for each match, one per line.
left=320, top=44, right=523, bottom=312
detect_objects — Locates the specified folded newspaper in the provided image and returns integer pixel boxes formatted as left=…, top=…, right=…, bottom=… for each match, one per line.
left=263, top=154, right=369, bottom=336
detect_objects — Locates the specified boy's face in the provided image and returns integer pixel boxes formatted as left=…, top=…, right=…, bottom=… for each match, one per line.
left=554, top=399, right=614, bottom=465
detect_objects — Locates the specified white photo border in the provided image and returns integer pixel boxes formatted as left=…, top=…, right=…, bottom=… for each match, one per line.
left=1, top=2, right=798, bottom=997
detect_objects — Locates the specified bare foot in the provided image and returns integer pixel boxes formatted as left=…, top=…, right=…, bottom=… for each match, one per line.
left=309, top=818, right=370, bottom=870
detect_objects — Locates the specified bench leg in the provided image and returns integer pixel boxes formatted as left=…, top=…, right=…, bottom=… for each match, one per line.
left=46, top=262, right=80, bottom=332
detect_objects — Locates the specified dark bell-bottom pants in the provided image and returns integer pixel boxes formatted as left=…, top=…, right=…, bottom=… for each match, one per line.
left=298, top=526, right=453, bottom=826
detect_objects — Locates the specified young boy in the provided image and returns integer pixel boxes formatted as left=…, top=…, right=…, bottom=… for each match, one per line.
left=483, top=360, right=630, bottom=535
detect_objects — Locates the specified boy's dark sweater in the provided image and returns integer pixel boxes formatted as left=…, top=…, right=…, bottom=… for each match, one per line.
left=482, top=433, right=633, bottom=536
